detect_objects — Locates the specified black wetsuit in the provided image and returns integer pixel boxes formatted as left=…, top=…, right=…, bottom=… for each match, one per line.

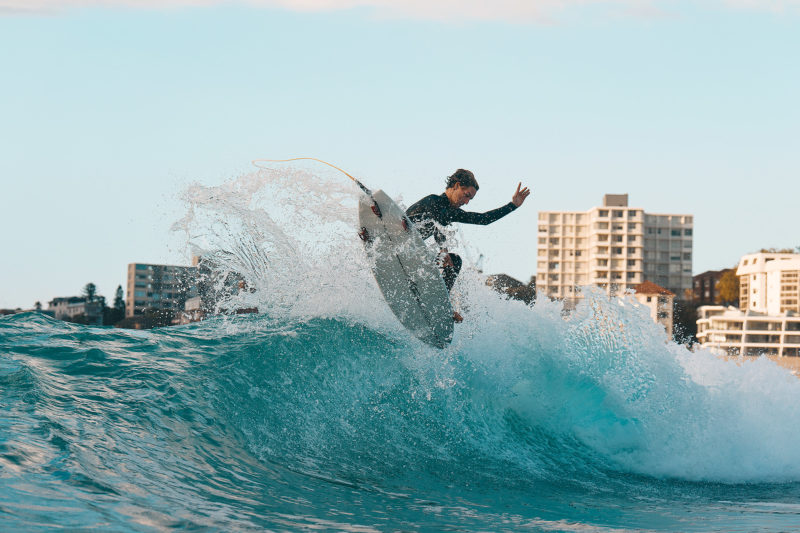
left=405, top=193, right=517, bottom=291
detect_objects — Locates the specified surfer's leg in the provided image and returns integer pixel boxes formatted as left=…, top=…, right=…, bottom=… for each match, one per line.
left=443, top=253, right=462, bottom=292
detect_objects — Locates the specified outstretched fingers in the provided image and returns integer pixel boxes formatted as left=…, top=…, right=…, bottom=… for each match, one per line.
left=512, top=182, right=531, bottom=206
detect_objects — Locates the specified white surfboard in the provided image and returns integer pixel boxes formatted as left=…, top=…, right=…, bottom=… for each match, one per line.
left=358, top=190, right=454, bottom=348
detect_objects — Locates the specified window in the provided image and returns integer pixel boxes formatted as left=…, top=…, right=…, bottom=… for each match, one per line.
left=599, top=210, right=608, bottom=217
left=646, top=296, right=652, bottom=302
left=671, top=229, right=681, bottom=236
left=684, top=228, right=692, bottom=236
left=614, top=210, right=623, bottom=217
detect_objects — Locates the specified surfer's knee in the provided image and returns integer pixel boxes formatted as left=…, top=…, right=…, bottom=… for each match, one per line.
left=448, top=253, right=462, bottom=274
left=442, top=254, right=462, bottom=292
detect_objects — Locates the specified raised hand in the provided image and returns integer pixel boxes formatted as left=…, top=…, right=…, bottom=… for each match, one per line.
left=512, top=182, right=531, bottom=207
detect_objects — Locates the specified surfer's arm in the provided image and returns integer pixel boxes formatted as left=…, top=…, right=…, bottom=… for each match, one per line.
left=454, top=183, right=530, bottom=224
left=452, top=202, right=518, bottom=226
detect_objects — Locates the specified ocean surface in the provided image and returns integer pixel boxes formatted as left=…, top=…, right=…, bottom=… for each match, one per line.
left=4, top=167, right=800, bottom=532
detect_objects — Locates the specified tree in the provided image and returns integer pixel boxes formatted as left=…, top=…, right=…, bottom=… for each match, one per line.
left=103, top=285, right=126, bottom=326
left=716, top=269, right=740, bottom=306
left=34, top=301, right=42, bottom=311
left=83, top=282, right=97, bottom=302
left=673, top=299, right=700, bottom=345
left=113, top=285, right=125, bottom=312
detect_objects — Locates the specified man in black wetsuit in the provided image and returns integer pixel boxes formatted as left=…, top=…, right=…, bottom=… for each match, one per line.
left=406, top=169, right=531, bottom=322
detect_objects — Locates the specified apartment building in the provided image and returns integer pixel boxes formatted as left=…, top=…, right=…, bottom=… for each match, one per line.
left=536, top=194, right=693, bottom=302
left=693, top=269, right=735, bottom=305
left=48, top=296, right=103, bottom=325
left=737, top=252, right=800, bottom=315
left=696, top=306, right=800, bottom=357
left=125, top=263, right=198, bottom=317
left=631, top=280, right=675, bottom=335
left=696, top=253, right=800, bottom=356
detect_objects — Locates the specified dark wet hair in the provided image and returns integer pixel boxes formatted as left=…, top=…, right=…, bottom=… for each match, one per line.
left=445, top=169, right=479, bottom=191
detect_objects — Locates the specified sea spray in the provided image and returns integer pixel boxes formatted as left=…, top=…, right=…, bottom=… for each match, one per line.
left=172, top=165, right=391, bottom=325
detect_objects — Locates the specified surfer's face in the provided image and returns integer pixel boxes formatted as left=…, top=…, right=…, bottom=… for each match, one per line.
left=448, top=184, right=477, bottom=208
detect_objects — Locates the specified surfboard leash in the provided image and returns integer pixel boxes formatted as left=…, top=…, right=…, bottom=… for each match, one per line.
left=252, top=157, right=384, bottom=222
left=252, top=157, right=373, bottom=196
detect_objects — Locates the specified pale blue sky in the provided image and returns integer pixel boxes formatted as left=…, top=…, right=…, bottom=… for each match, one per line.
left=1, top=1, right=798, bottom=308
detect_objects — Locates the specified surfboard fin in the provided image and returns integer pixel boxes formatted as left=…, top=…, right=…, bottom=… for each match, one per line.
left=358, top=227, right=372, bottom=243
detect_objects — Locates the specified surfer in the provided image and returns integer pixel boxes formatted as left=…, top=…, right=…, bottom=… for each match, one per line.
left=406, top=169, right=531, bottom=322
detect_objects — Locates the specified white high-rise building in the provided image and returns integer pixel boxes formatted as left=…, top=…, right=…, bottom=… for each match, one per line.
left=696, top=252, right=800, bottom=357
left=737, top=252, right=800, bottom=315
left=536, top=194, right=693, bottom=302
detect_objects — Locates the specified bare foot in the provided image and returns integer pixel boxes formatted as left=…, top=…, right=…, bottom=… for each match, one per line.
left=453, top=311, right=463, bottom=323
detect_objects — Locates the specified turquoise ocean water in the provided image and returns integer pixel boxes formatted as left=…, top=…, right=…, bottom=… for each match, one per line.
left=3, top=168, right=800, bottom=531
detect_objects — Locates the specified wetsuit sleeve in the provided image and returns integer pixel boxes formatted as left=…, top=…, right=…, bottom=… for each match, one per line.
left=451, top=202, right=518, bottom=226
